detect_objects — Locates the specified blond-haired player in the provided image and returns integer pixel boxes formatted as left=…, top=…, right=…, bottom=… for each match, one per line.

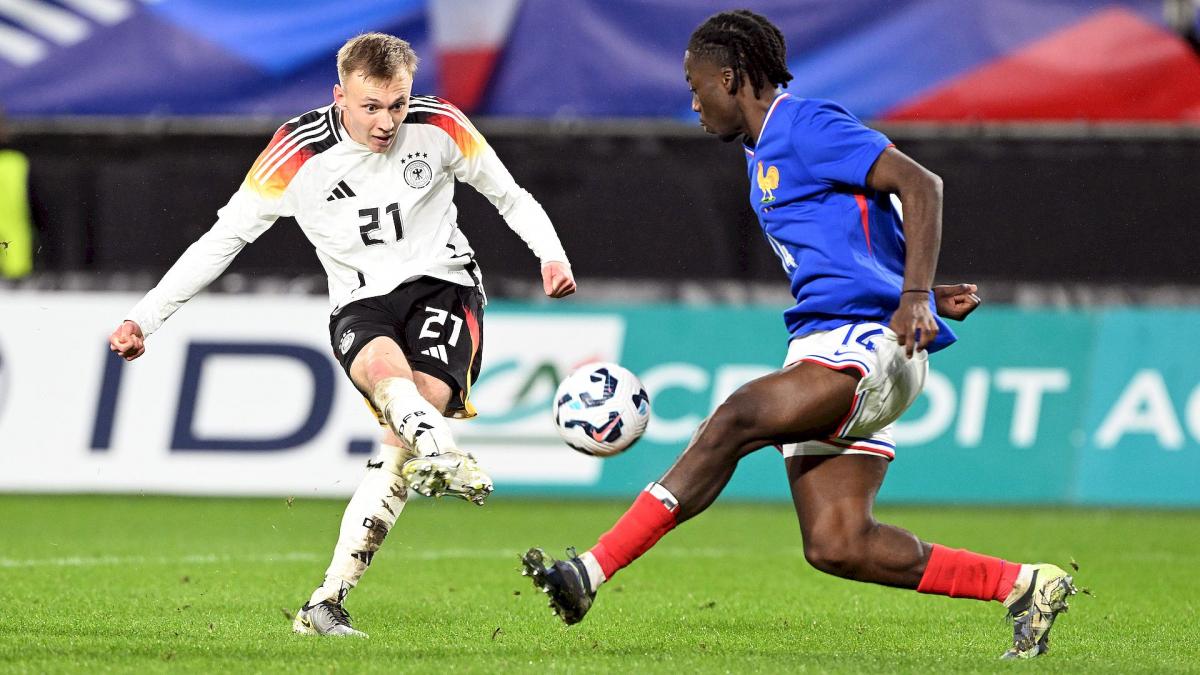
left=109, top=33, right=575, bottom=637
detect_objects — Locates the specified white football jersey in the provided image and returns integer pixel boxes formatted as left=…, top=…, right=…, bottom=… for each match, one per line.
left=127, top=96, right=568, bottom=336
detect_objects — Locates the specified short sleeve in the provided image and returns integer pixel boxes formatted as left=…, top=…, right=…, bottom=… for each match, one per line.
left=790, top=100, right=891, bottom=188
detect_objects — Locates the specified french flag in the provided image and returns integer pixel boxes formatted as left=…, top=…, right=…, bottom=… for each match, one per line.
left=430, top=0, right=523, bottom=113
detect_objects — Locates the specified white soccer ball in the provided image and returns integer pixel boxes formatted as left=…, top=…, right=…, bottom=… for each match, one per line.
left=552, top=362, right=651, bottom=457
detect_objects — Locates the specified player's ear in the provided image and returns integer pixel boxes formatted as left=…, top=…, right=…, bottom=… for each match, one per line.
left=333, top=83, right=345, bottom=106
left=721, top=67, right=736, bottom=95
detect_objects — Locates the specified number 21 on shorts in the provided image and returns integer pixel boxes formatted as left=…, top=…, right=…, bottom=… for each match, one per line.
left=419, top=307, right=463, bottom=346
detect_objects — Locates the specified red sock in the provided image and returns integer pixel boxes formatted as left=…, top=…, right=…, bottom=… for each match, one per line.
left=917, top=544, right=1022, bottom=602
left=589, top=484, right=679, bottom=579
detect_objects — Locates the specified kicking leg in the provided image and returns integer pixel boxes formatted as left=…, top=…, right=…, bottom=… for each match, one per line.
left=352, top=336, right=456, bottom=458
left=659, top=362, right=860, bottom=521
left=351, top=336, right=492, bottom=504
left=788, top=453, right=1075, bottom=658
left=523, top=362, right=859, bottom=623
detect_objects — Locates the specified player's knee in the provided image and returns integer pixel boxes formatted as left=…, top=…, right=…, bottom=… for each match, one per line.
left=358, top=339, right=407, bottom=389
left=703, top=393, right=762, bottom=447
left=802, top=528, right=869, bottom=579
left=362, top=353, right=396, bottom=388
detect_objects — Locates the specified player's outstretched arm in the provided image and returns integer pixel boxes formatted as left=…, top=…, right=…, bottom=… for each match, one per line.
left=114, top=219, right=256, bottom=358
left=438, top=99, right=574, bottom=295
left=110, top=123, right=291, bottom=361
left=109, top=320, right=145, bottom=361
left=542, top=261, right=576, bottom=298
left=933, top=283, right=981, bottom=321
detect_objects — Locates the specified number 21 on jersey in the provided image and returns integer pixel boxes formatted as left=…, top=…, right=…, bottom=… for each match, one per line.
left=358, top=202, right=403, bottom=246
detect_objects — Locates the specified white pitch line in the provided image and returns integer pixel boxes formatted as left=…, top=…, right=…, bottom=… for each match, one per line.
left=0, top=547, right=799, bottom=570
left=0, top=551, right=323, bottom=569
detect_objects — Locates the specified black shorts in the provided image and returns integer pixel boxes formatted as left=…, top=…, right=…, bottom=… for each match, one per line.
left=329, top=276, right=484, bottom=419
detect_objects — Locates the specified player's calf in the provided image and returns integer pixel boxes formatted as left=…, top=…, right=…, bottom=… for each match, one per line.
left=304, top=443, right=409, bottom=615
left=797, top=513, right=928, bottom=586
left=657, top=400, right=773, bottom=521
left=801, top=536, right=874, bottom=581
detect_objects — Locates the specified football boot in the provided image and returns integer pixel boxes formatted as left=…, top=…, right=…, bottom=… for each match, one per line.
left=520, top=547, right=596, bottom=625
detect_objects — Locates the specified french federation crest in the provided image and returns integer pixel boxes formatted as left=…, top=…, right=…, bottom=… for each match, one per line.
left=339, top=330, right=356, bottom=355
left=756, top=161, right=779, bottom=203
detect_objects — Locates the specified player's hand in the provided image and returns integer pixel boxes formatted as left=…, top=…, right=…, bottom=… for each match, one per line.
left=109, top=320, right=146, bottom=361
left=542, top=261, right=576, bottom=298
left=933, top=283, right=981, bottom=321
left=889, top=293, right=939, bottom=358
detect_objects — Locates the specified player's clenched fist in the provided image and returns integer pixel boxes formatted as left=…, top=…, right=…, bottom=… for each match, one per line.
left=109, top=320, right=146, bottom=361
left=933, top=283, right=981, bottom=321
left=542, top=261, right=576, bottom=298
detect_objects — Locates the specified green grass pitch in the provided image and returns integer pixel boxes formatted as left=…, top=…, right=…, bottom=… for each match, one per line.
left=1, top=494, right=1197, bottom=673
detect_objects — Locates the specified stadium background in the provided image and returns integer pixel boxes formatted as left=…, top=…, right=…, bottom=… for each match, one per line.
left=2, top=0, right=1200, bottom=505
left=3, top=1, right=1200, bottom=671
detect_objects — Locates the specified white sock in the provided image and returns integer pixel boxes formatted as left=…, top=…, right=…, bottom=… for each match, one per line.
left=578, top=551, right=607, bottom=593
left=372, top=377, right=459, bottom=458
left=1003, top=564, right=1036, bottom=607
left=308, top=443, right=408, bottom=607
left=307, top=578, right=352, bottom=608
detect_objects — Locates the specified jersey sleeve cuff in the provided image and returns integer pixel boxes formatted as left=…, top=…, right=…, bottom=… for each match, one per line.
left=854, top=140, right=895, bottom=187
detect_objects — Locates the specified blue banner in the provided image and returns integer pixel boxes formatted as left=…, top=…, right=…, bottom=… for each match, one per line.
left=1, top=0, right=1179, bottom=119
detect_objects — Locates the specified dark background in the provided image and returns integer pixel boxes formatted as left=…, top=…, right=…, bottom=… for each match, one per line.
left=16, top=124, right=1200, bottom=286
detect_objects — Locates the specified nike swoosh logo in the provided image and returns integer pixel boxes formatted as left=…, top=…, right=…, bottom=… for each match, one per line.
left=591, top=417, right=619, bottom=441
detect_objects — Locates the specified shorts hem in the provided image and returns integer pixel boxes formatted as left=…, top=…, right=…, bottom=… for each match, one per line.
left=409, top=359, right=471, bottom=417
left=796, top=355, right=869, bottom=378
left=334, top=329, right=393, bottom=379
left=782, top=439, right=895, bottom=461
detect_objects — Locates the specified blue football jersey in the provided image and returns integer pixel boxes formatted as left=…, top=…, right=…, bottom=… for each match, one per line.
left=745, top=94, right=956, bottom=352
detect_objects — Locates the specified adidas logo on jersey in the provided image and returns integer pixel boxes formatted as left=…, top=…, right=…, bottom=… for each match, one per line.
left=422, top=344, right=449, bottom=364
left=326, top=180, right=357, bottom=201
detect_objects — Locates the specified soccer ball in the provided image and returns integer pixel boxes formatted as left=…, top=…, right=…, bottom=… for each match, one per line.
left=552, top=362, right=650, bottom=457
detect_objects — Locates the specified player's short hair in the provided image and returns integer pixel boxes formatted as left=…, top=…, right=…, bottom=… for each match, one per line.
left=688, top=10, right=794, bottom=97
left=337, top=33, right=420, bottom=84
